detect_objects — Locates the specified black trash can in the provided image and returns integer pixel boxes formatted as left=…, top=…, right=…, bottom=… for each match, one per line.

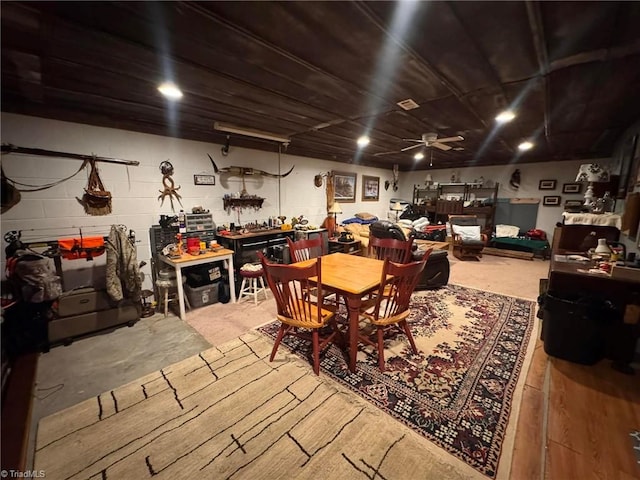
left=541, top=292, right=607, bottom=365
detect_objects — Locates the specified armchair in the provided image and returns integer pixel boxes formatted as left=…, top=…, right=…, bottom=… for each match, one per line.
left=448, top=215, right=488, bottom=260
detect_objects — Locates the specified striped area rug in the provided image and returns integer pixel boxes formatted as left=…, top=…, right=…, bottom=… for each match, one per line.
left=34, top=331, right=482, bottom=479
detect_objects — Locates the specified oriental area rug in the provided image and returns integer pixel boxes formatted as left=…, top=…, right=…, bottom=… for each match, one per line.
left=34, top=331, right=480, bottom=480
left=258, top=284, right=537, bottom=479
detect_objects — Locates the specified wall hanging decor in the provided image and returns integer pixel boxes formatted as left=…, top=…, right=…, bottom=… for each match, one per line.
left=194, top=174, right=215, bottom=186
left=1, top=165, right=20, bottom=213
left=208, top=153, right=294, bottom=205
left=543, top=195, right=561, bottom=206
left=392, top=164, right=399, bottom=191
left=157, top=160, right=183, bottom=212
left=509, top=169, right=521, bottom=189
left=332, top=171, right=357, bottom=202
left=362, top=175, right=379, bottom=201
left=79, top=156, right=112, bottom=216
left=539, top=179, right=557, bottom=190
left=1, top=144, right=139, bottom=215
left=562, top=183, right=581, bottom=194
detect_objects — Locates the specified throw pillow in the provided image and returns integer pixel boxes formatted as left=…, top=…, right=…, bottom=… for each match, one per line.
left=355, top=212, right=376, bottom=220
left=495, top=224, right=520, bottom=238
left=452, top=224, right=481, bottom=241
left=412, top=217, right=430, bottom=228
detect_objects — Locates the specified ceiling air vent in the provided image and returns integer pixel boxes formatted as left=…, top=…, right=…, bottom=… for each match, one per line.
left=396, top=99, right=420, bottom=111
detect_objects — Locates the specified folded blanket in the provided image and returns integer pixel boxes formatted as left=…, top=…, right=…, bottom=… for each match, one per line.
left=342, top=216, right=379, bottom=225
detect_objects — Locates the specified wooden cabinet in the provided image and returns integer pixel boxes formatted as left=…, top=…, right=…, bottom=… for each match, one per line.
left=328, top=239, right=361, bottom=255
left=412, top=183, right=499, bottom=232
left=546, top=256, right=639, bottom=371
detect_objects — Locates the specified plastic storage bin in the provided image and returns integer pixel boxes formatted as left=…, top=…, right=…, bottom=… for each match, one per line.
left=184, top=282, right=219, bottom=308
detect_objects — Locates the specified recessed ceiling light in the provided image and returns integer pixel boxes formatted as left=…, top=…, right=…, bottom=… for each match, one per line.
left=414, top=152, right=424, bottom=160
left=496, top=110, right=515, bottom=123
left=158, top=82, right=183, bottom=99
left=518, top=141, right=534, bottom=151
left=357, top=135, right=370, bottom=147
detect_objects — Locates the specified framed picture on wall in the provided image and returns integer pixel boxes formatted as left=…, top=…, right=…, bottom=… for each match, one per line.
left=362, top=175, right=379, bottom=201
left=543, top=195, right=561, bottom=206
left=332, top=171, right=357, bottom=202
left=539, top=179, right=556, bottom=190
left=193, top=174, right=215, bottom=185
left=562, top=183, right=582, bottom=194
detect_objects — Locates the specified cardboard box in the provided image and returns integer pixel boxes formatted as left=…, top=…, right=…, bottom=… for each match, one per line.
left=611, top=265, right=640, bottom=282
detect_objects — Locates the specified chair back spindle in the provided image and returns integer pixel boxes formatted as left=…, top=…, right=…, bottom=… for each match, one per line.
left=287, top=236, right=326, bottom=262
left=368, top=236, right=414, bottom=264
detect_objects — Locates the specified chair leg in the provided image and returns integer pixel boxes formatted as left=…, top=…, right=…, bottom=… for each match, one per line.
left=377, top=326, right=386, bottom=371
left=163, top=287, right=169, bottom=317
left=240, top=277, right=247, bottom=295
left=270, top=324, right=287, bottom=362
left=400, top=320, right=418, bottom=354
left=252, top=278, right=258, bottom=305
left=259, top=276, right=268, bottom=300
left=312, top=329, right=320, bottom=375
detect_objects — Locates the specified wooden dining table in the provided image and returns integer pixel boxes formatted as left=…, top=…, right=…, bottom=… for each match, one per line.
left=295, top=252, right=385, bottom=372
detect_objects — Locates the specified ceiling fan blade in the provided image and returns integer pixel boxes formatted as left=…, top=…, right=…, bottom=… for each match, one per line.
left=436, top=135, right=464, bottom=143
left=401, top=138, right=423, bottom=143
left=400, top=144, right=422, bottom=152
left=432, top=142, right=452, bottom=151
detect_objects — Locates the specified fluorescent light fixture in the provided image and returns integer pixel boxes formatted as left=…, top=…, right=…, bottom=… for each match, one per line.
left=158, top=82, right=183, bottom=99
left=518, top=141, right=534, bottom=151
left=214, top=122, right=290, bottom=144
left=414, top=152, right=424, bottom=160
left=496, top=110, right=515, bottom=123
left=357, top=135, right=370, bottom=147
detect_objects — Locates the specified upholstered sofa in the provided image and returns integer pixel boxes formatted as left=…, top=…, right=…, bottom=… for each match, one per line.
left=338, top=222, right=413, bottom=255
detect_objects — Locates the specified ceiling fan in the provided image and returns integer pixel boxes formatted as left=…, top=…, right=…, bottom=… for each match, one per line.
left=373, top=132, right=464, bottom=157
left=401, top=133, right=464, bottom=151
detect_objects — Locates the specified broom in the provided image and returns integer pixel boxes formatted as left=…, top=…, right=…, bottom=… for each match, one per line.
left=81, top=157, right=112, bottom=215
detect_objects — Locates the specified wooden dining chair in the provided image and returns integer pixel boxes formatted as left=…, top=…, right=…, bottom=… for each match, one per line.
left=358, top=249, right=432, bottom=371
left=287, top=235, right=343, bottom=309
left=368, top=235, right=414, bottom=263
left=286, top=236, right=326, bottom=262
left=258, top=254, right=341, bottom=375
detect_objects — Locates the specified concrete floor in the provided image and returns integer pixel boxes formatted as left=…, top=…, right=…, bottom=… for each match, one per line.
left=28, top=312, right=210, bottom=467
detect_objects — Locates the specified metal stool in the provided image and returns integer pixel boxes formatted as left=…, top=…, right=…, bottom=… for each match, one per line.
left=239, top=265, right=268, bottom=305
left=155, top=277, right=190, bottom=317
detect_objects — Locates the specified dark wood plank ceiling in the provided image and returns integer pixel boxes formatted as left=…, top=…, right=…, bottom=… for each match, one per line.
left=2, top=1, right=639, bottom=171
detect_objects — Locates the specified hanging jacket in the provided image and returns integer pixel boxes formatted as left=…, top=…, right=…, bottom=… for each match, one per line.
left=106, top=225, right=141, bottom=303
